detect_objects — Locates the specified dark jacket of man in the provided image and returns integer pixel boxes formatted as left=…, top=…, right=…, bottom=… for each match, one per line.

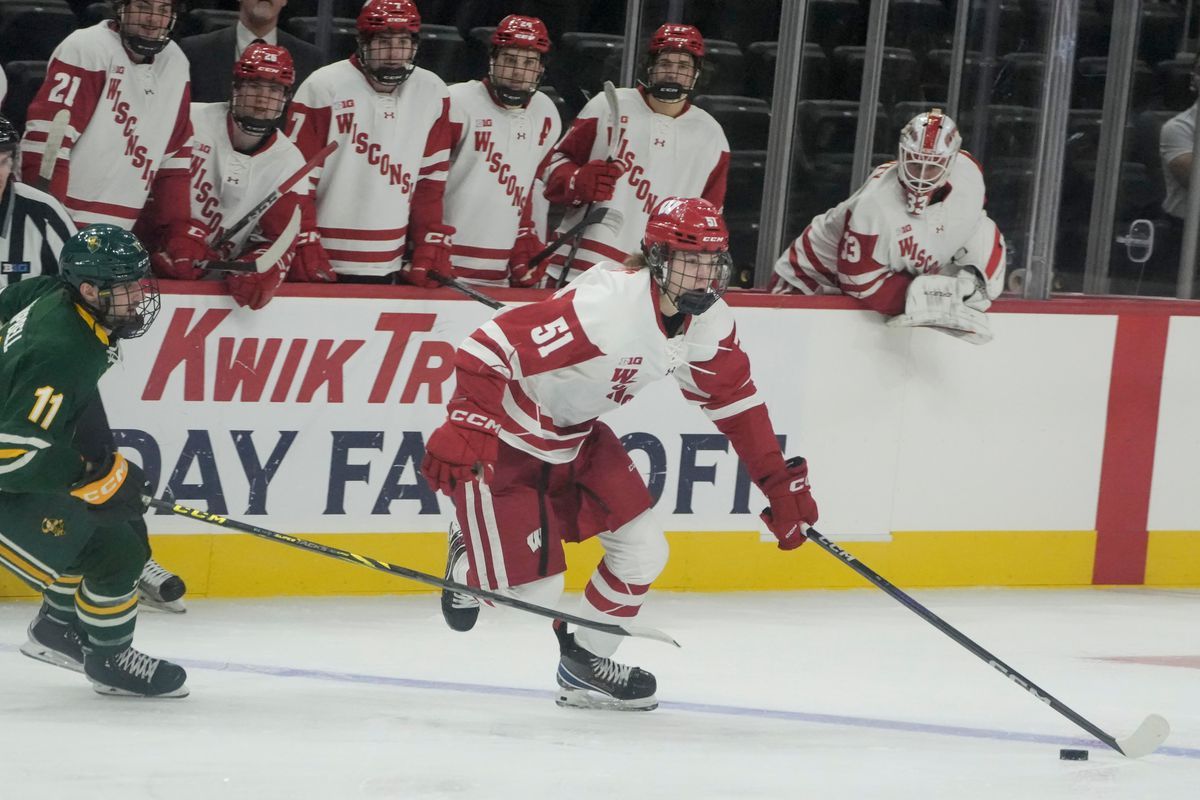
left=180, top=26, right=325, bottom=104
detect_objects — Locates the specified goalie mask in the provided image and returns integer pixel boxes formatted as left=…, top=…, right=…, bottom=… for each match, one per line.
left=487, top=15, right=550, bottom=107
left=897, top=108, right=962, bottom=216
left=356, top=0, right=421, bottom=88
left=642, top=197, right=732, bottom=316
left=112, top=0, right=180, bottom=59
left=639, top=23, right=704, bottom=103
left=59, top=224, right=161, bottom=339
left=231, top=43, right=295, bottom=137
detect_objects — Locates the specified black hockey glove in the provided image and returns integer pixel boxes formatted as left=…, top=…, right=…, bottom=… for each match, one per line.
left=69, top=453, right=151, bottom=525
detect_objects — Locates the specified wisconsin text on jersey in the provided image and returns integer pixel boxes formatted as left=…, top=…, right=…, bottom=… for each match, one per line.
left=471, top=124, right=553, bottom=210
left=334, top=112, right=413, bottom=188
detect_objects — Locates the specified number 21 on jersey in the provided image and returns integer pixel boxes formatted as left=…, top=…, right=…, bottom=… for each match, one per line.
left=28, top=386, right=63, bottom=430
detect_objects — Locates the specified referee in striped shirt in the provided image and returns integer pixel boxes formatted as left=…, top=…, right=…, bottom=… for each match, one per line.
left=0, top=113, right=75, bottom=287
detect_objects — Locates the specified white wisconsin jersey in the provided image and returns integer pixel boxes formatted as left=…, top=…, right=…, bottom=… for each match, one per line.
left=19, top=23, right=191, bottom=229
left=289, top=61, right=451, bottom=276
left=541, top=88, right=729, bottom=279
left=460, top=264, right=761, bottom=463
left=444, top=81, right=561, bottom=284
left=772, top=154, right=1004, bottom=305
left=187, top=103, right=307, bottom=256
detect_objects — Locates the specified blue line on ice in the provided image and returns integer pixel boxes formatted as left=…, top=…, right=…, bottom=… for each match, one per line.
left=6, top=642, right=1191, bottom=759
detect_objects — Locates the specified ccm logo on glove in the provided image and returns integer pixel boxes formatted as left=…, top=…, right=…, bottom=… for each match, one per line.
left=449, top=409, right=501, bottom=433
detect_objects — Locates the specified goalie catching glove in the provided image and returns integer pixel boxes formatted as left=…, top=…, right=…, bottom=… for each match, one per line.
left=70, top=452, right=151, bottom=524
left=887, top=269, right=993, bottom=344
left=758, top=456, right=818, bottom=551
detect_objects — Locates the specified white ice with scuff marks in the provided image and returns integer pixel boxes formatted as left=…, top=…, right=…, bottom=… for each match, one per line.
left=0, top=588, right=1197, bottom=799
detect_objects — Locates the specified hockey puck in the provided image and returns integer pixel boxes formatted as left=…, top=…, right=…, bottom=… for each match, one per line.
left=1059, top=749, right=1089, bottom=761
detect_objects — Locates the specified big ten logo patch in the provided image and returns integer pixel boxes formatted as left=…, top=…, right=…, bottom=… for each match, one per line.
left=41, top=518, right=65, bottom=537
left=607, top=356, right=643, bottom=405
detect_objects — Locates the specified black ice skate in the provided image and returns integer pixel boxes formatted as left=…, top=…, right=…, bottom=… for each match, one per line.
left=554, top=621, right=657, bottom=711
left=441, top=522, right=479, bottom=632
left=19, top=609, right=85, bottom=673
left=84, top=646, right=189, bottom=698
left=138, top=559, right=187, bottom=613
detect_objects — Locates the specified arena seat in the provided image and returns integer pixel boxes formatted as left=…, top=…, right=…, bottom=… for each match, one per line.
left=698, top=39, right=745, bottom=97
left=415, top=24, right=467, bottom=84
left=0, top=4, right=77, bottom=63
left=1154, top=57, right=1198, bottom=112
left=832, top=46, right=920, bottom=108
left=745, top=41, right=830, bottom=102
left=0, top=60, right=47, bottom=134
left=284, top=16, right=359, bottom=61
left=691, top=95, right=771, bottom=152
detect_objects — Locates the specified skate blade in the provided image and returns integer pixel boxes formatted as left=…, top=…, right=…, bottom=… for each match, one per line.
left=90, top=681, right=190, bottom=698
left=19, top=641, right=85, bottom=673
left=137, top=591, right=187, bottom=614
left=555, top=686, right=658, bottom=712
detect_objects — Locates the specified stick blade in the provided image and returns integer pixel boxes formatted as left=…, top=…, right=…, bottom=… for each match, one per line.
left=1115, top=713, right=1170, bottom=759
left=624, top=623, right=681, bottom=648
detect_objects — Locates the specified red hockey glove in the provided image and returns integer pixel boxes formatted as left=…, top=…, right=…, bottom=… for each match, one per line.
left=152, top=223, right=215, bottom=280
left=568, top=159, right=622, bottom=204
left=403, top=224, right=455, bottom=288
left=420, top=408, right=501, bottom=496
left=288, top=231, right=337, bottom=282
left=508, top=226, right=547, bottom=287
left=225, top=241, right=292, bottom=310
left=758, top=456, right=818, bottom=551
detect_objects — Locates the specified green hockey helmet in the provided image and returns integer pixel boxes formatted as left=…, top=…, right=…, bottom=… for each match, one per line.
left=60, top=224, right=160, bottom=339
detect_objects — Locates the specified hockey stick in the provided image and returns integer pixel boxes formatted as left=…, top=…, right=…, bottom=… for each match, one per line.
left=798, top=517, right=1170, bottom=757
left=201, top=206, right=302, bottom=274
left=556, top=81, right=623, bottom=289
left=430, top=272, right=505, bottom=310
left=33, top=109, right=69, bottom=192
left=213, top=140, right=337, bottom=252
left=146, top=497, right=680, bottom=647
left=527, top=206, right=618, bottom=268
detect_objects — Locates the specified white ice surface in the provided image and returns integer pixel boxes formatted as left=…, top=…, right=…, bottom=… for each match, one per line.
left=0, top=588, right=1197, bottom=799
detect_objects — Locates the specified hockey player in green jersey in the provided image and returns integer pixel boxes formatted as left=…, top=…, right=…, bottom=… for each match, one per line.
left=0, top=223, right=188, bottom=697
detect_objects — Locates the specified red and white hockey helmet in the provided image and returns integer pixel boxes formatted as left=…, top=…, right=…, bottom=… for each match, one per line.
left=643, top=197, right=732, bottom=316
left=231, top=44, right=294, bottom=135
left=897, top=108, right=962, bottom=214
left=648, top=23, right=706, bottom=58
left=491, top=14, right=551, bottom=54
left=356, top=0, right=421, bottom=35
left=356, top=0, right=421, bottom=86
left=233, top=43, right=296, bottom=88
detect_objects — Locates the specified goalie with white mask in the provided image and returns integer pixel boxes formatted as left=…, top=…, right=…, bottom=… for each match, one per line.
left=771, top=108, right=1006, bottom=344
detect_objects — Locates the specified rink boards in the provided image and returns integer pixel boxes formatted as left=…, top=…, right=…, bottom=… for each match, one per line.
left=2, top=284, right=1198, bottom=597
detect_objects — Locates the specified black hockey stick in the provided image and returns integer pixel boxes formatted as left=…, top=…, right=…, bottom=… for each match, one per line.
left=146, top=497, right=679, bottom=647
left=793, top=505, right=1169, bottom=756
left=213, top=140, right=337, bottom=252
left=527, top=206, right=614, bottom=268
left=556, top=81, right=622, bottom=289
left=430, top=272, right=504, bottom=310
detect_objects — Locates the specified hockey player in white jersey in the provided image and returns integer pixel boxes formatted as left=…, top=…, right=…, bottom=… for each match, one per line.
left=19, top=0, right=193, bottom=234
left=288, top=0, right=454, bottom=286
left=421, top=197, right=818, bottom=711
left=444, top=15, right=561, bottom=287
left=141, top=43, right=328, bottom=308
left=539, top=24, right=730, bottom=283
left=771, top=109, right=1007, bottom=343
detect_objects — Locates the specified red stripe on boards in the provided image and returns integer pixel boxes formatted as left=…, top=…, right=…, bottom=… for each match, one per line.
left=1092, top=314, right=1170, bottom=585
